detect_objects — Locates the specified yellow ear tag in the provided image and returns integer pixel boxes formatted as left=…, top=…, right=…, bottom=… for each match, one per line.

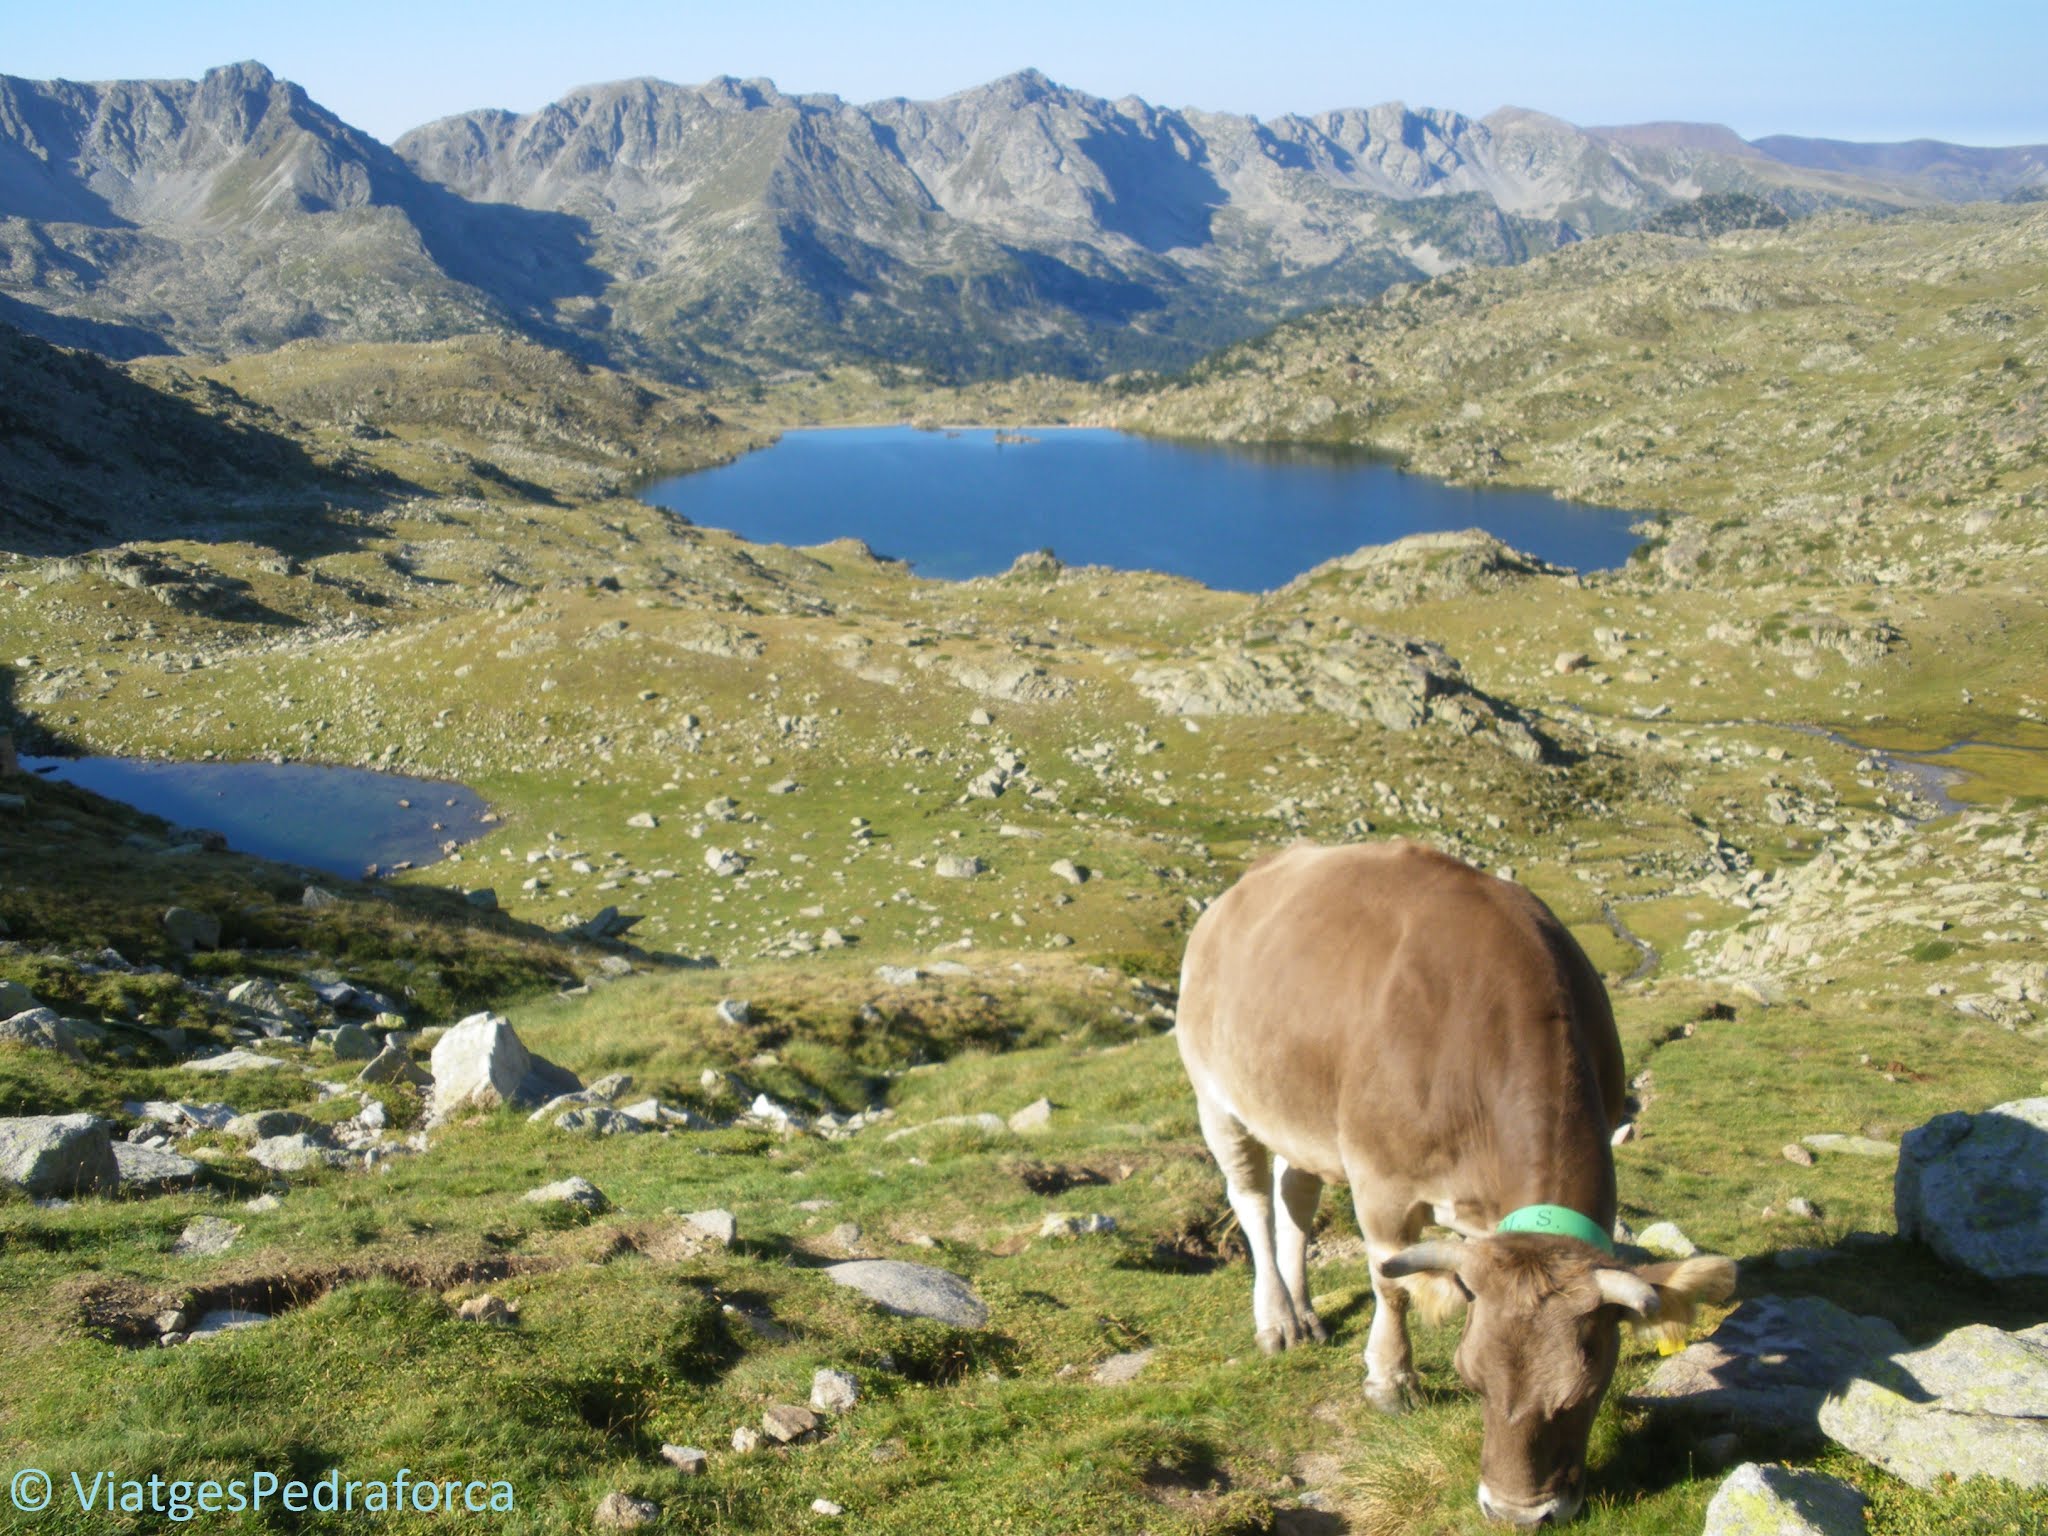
left=1656, top=1337, right=1684, bottom=1357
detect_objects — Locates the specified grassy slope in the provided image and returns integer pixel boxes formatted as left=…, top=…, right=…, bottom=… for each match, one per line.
left=1, top=229, right=2046, bottom=1532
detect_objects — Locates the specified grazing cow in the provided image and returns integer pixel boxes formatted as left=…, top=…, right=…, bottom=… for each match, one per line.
left=1178, top=840, right=1733, bottom=1527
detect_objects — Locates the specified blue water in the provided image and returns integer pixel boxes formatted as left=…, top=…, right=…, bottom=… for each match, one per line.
left=643, top=427, right=1641, bottom=590
left=24, top=757, right=491, bottom=877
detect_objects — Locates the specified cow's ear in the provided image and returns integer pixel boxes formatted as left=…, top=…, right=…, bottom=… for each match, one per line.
left=1628, top=1255, right=1737, bottom=1349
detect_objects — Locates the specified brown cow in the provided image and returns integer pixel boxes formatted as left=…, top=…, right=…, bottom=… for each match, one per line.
left=1178, top=840, right=1733, bottom=1527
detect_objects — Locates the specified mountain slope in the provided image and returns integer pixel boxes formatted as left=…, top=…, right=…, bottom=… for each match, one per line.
left=2, top=61, right=2042, bottom=380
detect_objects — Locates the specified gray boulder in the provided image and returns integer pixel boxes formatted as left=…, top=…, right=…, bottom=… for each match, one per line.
left=357, top=1042, right=431, bottom=1088
left=112, top=1141, right=205, bottom=1192
left=0, top=1007, right=86, bottom=1063
left=427, top=1011, right=579, bottom=1124
left=1818, top=1322, right=2048, bottom=1489
left=248, top=1133, right=341, bottom=1173
left=553, top=1107, right=643, bottom=1136
left=1895, top=1097, right=2048, bottom=1281
left=180, top=1047, right=287, bottom=1074
left=224, top=1110, right=313, bottom=1142
left=171, top=1215, right=242, bottom=1257
left=162, top=907, right=222, bottom=952
left=0, top=980, right=41, bottom=1015
left=811, top=1368, right=859, bottom=1414
left=524, top=1176, right=607, bottom=1212
left=1701, top=1463, right=1869, bottom=1536
left=823, top=1260, right=988, bottom=1328
left=1630, top=1295, right=1908, bottom=1441
left=326, top=1023, right=378, bottom=1060
left=0, top=1114, right=119, bottom=1196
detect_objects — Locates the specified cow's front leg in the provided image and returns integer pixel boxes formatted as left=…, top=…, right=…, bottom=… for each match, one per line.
left=1194, top=1093, right=1291, bottom=1354
left=1356, top=1200, right=1427, bottom=1412
left=1272, top=1156, right=1330, bottom=1345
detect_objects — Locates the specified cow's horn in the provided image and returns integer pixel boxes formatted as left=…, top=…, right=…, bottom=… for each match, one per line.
left=1594, top=1268, right=1661, bottom=1317
left=1380, top=1241, right=1465, bottom=1278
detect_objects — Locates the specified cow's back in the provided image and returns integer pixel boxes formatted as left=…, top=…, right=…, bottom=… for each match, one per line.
left=1177, top=840, right=1623, bottom=1195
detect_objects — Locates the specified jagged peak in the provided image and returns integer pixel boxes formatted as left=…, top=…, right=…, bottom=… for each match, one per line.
left=200, top=60, right=279, bottom=91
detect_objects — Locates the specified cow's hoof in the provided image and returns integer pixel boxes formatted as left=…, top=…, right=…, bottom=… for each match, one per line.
left=1304, top=1312, right=1331, bottom=1345
left=1364, top=1375, right=1418, bottom=1414
left=1256, top=1327, right=1288, bottom=1356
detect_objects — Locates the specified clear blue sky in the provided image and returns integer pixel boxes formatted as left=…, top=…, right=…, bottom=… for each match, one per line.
left=7, top=0, right=2044, bottom=146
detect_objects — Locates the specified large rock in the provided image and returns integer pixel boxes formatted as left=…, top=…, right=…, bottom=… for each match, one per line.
left=248, top=1133, right=342, bottom=1173
left=823, top=1260, right=988, bottom=1328
left=1700, top=1462, right=1869, bottom=1536
left=426, top=1012, right=578, bottom=1124
left=180, top=1047, right=288, bottom=1074
left=162, top=907, right=222, bottom=952
left=1818, top=1322, right=2048, bottom=1490
left=224, top=1110, right=313, bottom=1142
left=0, top=980, right=41, bottom=1015
left=1630, top=1295, right=1907, bottom=1441
left=0, top=1007, right=86, bottom=1063
left=112, top=1141, right=205, bottom=1192
left=0, top=1114, right=119, bottom=1196
left=1895, top=1097, right=2048, bottom=1281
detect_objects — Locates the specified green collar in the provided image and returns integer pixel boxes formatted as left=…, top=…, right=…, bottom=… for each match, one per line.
left=1497, top=1204, right=1615, bottom=1254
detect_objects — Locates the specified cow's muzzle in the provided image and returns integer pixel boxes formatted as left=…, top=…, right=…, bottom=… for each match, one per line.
left=1477, top=1482, right=1582, bottom=1527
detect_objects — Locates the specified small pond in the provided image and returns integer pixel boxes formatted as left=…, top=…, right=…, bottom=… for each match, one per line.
left=24, top=757, right=493, bottom=878
left=643, top=426, right=1644, bottom=590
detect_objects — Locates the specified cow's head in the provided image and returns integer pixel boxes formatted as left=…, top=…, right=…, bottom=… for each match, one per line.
left=1381, top=1234, right=1735, bottom=1527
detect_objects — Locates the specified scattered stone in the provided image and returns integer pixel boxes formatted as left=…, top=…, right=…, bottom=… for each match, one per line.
left=1786, top=1196, right=1820, bottom=1220
left=627, top=812, right=659, bottom=829
left=1041, top=1212, right=1118, bottom=1238
left=1701, top=1462, right=1869, bottom=1536
left=1800, top=1133, right=1897, bottom=1159
left=456, top=1294, right=517, bottom=1325
left=874, top=965, right=922, bottom=986
left=659, top=1445, right=707, bottom=1476
left=167, top=1220, right=239, bottom=1253
left=248, top=1133, right=340, bottom=1173
left=705, top=846, right=749, bottom=878
left=182, top=1048, right=287, bottom=1074
left=934, top=854, right=984, bottom=880
left=619, top=1098, right=708, bottom=1129
left=0, top=1114, right=119, bottom=1196
left=1008, top=1097, right=1053, bottom=1134
left=1554, top=651, right=1591, bottom=675
left=113, top=1141, right=206, bottom=1191
left=162, top=906, right=222, bottom=952
left=812, top=1498, right=844, bottom=1517
left=811, top=1368, right=859, bottom=1414
left=1611, top=1122, right=1637, bottom=1146
left=1049, top=859, right=1087, bottom=886
left=716, top=998, right=753, bottom=1026
left=225, top=1110, right=313, bottom=1142
left=357, top=1042, right=431, bottom=1088
left=524, top=1176, right=607, bottom=1212
left=327, top=1022, right=378, bottom=1060
left=588, top=1072, right=634, bottom=1102
left=302, top=886, right=341, bottom=910
left=1895, top=1097, right=2048, bottom=1281
left=0, top=980, right=38, bottom=1015
left=762, top=1404, right=819, bottom=1443
left=1633, top=1295, right=1909, bottom=1441
left=1781, top=1144, right=1815, bottom=1167
left=823, top=1260, right=989, bottom=1327
left=968, top=708, right=994, bottom=726
left=1819, top=1322, right=2048, bottom=1489
left=593, top=1491, right=659, bottom=1530
left=555, top=1107, right=644, bottom=1136
left=0, top=1007, right=85, bottom=1063
left=1092, top=1349, right=1154, bottom=1386
left=156, top=1307, right=191, bottom=1334
left=684, top=1208, right=738, bottom=1246
left=1637, top=1221, right=1699, bottom=1258
left=465, top=888, right=499, bottom=911
left=244, top=1193, right=282, bottom=1213
left=731, top=1426, right=762, bottom=1453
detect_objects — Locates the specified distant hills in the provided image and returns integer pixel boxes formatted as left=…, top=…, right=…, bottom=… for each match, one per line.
left=2, top=61, right=2043, bottom=380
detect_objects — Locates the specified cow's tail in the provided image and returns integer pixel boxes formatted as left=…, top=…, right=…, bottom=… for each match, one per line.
left=1407, top=1270, right=1470, bottom=1327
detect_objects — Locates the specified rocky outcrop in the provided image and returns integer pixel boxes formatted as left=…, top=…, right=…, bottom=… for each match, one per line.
left=1895, top=1098, right=2048, bottom=1282
left=0, top=1114, right=120, bottom=1196
left=822, top=1260, right=989, bottom=1327
left=1700, top=1463, right=1868, bottom=1536
left=1279, top=530, right=1575, bottom=610
left=426, top=1012, right=580, bottom=1125
left=1818, top=1323, right=2048, bottom=1490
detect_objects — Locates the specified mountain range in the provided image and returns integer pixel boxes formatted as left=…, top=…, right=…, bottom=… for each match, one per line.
left=3, top=60, right=2043, bottom=380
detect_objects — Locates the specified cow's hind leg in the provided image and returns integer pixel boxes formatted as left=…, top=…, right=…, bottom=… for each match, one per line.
left=1272, top=1156, right=1330, bottom=1344
left=1194, top=1091, right=1305, bottom=1355
left=1353, top=1194, right=1429, bottom=1413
